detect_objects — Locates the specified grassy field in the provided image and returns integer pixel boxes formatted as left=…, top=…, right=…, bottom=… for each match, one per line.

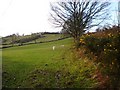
left=3, top=38, right=72, bottom=88
left=2, top=37, right=99, bottom=88
left=32, top=34, right=62, bottom=43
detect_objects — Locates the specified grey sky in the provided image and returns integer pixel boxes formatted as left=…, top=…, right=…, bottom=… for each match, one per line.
left=0, top=0, right=118, bottom=37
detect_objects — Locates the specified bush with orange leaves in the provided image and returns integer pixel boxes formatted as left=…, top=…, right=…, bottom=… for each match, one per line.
left=79, top=31, right=120, bottom=88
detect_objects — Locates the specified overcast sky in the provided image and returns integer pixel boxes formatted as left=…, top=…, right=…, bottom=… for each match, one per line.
left=0, top=0, right=118, bottom=37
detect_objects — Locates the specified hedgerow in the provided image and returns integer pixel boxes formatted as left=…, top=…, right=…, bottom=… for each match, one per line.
left=79, top=29, right=120, bottom=88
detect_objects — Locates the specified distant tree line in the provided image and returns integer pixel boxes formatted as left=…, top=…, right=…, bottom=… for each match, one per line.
left=2, top=33, right=43, bottom=46
left=43, top=32, right=60, bottom=34
left=2, top=32, right=63, bottom=46
left=13, top=33, right=43, bottom=45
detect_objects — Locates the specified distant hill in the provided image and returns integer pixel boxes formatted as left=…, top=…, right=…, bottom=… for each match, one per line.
left=2, top=32, right=70, bottom=48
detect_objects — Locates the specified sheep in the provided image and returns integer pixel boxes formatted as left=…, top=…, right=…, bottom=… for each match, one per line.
left=61, top=45, right=64, bottom=47
left=52, top=46, right=55, bottom=50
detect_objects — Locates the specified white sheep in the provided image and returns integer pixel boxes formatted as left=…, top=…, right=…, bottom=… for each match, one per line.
left=53, top=46, right=55, bottom=50
left=61, top=45, right=64, bottom=47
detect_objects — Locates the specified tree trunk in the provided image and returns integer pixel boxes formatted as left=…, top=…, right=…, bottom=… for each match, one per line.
left=74, top=37, right=80, bottom=48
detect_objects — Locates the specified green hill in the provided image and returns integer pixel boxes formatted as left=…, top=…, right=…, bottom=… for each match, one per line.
left=2, top=33, right=69, bottom=48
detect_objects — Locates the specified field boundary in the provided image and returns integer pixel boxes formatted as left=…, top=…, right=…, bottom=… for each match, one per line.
left=2, top=37, right=70, bottom=49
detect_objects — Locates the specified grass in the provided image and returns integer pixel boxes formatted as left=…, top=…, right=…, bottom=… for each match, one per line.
left=34, top=34, right=62, bottom=43
left=2, top=38, right=71, bottom=88
left=2, top=38, right=99, bottom=88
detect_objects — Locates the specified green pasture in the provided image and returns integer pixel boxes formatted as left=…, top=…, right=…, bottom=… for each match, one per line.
left=2, top=38, right=72, bottom=88
left=33, top=34, right=62, bottom=43
left=2, top=38, right=98, bottom=88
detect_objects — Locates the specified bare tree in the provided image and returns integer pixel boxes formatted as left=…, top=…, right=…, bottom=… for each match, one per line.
left=50, top=0, right=110, bottom=47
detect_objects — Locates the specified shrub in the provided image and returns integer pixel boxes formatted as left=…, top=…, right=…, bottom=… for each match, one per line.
left=80, top=32, right=120, bottom=87
left=80, top=35, right=110, bottom=55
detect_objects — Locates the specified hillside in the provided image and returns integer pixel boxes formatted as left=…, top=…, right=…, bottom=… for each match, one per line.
left=2, top=33, right=69, bottom=48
